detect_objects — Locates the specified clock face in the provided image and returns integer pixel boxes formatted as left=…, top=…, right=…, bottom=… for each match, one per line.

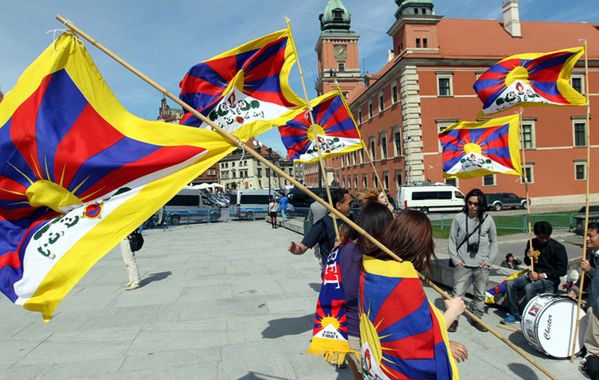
left=334, top=44, right=347, bottom=59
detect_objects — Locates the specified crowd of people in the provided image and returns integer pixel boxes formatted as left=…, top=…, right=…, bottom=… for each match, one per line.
left=286, top=186, right=595, bottom=379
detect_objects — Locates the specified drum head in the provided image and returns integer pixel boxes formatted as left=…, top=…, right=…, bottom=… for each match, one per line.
left=523, top=296, right=587, bottom=358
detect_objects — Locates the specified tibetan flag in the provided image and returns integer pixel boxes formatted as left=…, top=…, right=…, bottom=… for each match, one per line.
left=439, top=115, right=522, bottom=179
left=485, top=270, right=527, bottom=304
left=178, top=29, right=303, bottom=141
left=0, top=33, right=235, bottom=320
left=277, top=91, right=365, bottom=163
left=307, top=246, right=352, bottom=365
left=360, top=256, right=458, bottom=379
left=474, top=47, right=586, bottom=115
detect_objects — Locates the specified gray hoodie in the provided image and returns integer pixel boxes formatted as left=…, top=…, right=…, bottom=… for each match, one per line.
left=448, top=212, right=498, bottom=267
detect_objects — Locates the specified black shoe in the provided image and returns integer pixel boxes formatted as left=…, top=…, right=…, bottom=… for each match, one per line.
left=448, top=320, right=458, bottom=332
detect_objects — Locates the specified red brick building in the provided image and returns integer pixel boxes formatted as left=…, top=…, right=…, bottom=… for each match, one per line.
left=313, top=0, right=599, bottom=205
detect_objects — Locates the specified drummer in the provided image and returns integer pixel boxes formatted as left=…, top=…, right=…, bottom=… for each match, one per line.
left=500, top=221, right=568, bottom=324
left=578, top=222, right=599, bottom=378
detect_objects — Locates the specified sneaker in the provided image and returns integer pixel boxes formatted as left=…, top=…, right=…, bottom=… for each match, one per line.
left=500, top=314, right=520, bottom=325
left=125, top=282, right=141, bottom=291
left=448, top=320, right=458, bottom=333
left=122, top=281, right=132, bottom=288
left=580, top=357, right=589, bottom=378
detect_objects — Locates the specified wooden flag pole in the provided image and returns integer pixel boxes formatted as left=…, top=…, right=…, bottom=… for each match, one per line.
left=517, top=108, right=535, bottom=275
left=334, top=81, right=389, bottom=206
left=285, top=17, right=339, bottom=239
left=571, top=39, right=591, bottom=361
left=55, top=16, right=558, bottom=378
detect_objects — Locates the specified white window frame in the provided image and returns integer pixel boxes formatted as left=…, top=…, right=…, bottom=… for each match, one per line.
left=571, top=74, right=585, bottom=94
left=573, top=118, right=587, bottom=147
left=522, top=119, right=536, bottom=149
left=360, top=149, right=365, bottom=164
left=368, top=101, right=373, bottom=119
left=362, top=175, right=368, bottom=188
left=373, top=174, right=378, bottom=189
left=393, top=126, right=402, bottom=157
left=482, top=174, right=496, bottom=187
left=354, top=175, right=359, bottom=189
left=391, top=83, right=398, bottom=104
left=383, top=172, right=389, bottom=190
left=395, top=170, right=403, bottom=189
left=521, top=164, right=535, bottom=184
left=369, top=137, right=376, bottom=161
left=380, top=133, right=388, bottom=160
left=378, top=92, right=384, bottom=112
left=436, top=73, right=453, bottom=97
left=437, top=120, right=456, bottom=152
left=358, top=109, right=363, bottom=124
left=575, top=161, right=587, bottom=181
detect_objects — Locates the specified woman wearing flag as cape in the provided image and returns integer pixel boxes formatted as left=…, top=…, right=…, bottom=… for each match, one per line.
left=360, top=210, right=467, bottom=379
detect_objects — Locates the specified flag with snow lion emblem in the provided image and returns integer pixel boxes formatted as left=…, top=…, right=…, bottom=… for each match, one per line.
left=474, top=46, right=586, bottom=115
left=277, top=91, right=365, bottom=164
left=307, top=246, right=353, bottom=365
left=439, top=115, right=522, bottom=179
left=178, top=29, right=303, bottom=141
left=359, top=256, right=458, bottom=379
left=0, top=33, right=235, bottom=320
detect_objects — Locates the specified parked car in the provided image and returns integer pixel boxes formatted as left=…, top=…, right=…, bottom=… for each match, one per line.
left=485, top=192, right=528, bottom=211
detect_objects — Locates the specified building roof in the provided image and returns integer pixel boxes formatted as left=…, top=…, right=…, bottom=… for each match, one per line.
left=418, top=19, right=599, bottom=60
left=350, top=18, right=599, bottom=106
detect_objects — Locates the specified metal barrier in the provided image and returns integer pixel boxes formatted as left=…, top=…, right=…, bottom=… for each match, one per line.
left=431, top=213, right=575, bottom=233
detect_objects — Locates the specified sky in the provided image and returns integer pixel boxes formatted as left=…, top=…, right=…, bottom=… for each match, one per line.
left=1, top=0, right=598, bottom=155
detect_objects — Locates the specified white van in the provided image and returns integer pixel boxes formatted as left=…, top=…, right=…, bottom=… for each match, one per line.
left=150, top=188, right=221, bottom=226
left=397, top=185, right=465, bottom=214
left=232, top=189, right=276, bottom=219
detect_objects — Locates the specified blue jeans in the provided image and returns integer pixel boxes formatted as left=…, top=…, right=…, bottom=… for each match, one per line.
left=506, top=275, right=556, bottom=317
left=281, top=209, right=287, bottom=220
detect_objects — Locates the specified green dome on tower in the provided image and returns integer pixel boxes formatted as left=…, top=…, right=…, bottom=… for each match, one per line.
left=395, top=0, right=435, bottom=18
left=319, top=0, right=351, bottom=32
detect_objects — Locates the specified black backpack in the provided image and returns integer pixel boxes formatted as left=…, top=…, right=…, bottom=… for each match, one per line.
left=127, top=229, right=144, bottom=252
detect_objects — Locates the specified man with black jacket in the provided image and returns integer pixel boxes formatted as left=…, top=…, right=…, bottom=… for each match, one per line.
left=501, top=221, right=568, bottom=324
left=288, top=189, right=352, bottom=265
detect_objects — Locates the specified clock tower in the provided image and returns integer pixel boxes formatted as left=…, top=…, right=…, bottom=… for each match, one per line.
left=315, top=0, right=364, bottom=99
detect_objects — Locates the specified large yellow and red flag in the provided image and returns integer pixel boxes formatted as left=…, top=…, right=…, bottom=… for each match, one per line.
left=0, top=33, right=235, bottom=320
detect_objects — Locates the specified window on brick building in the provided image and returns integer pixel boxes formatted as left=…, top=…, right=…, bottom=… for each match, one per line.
left=362, top=175, right=368, bottom=188
left=383, top=172, right=389, bottom=190
left=423, top=38, right=428, bottom=48
left=378, top=92, right=384, bottom=112
left=393, top=128, right=402, bottom=156
left=416, top=38, right=421, bottom=48
left=368, top=101, right=373, bottom=118
left=437, top=75, right=453, bottom=96
left=370, top=137, right=376, bottom=161
left=522, top=121, right=536, bottom=149
left=521, top=164, right=534, bottom=184
left=575, top=162, right=587, bottom=180
left=338, top=62, right=345, bottom=72
left=482, top=174, right=496, bottom=186
left=358, top=110, right=362, bottom=124
left=391, top=83, right=398, bottom=104
left=571, top=75, right=585, bottom=94
left=574, top=121, right=587, bottom=147
left=445, top=178, right=458, bottom=187
left=380, top=134, right=388, bottom=159
left=395, top=171, right=403, bottom=188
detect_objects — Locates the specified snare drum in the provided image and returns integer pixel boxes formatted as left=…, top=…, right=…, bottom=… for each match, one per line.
left=521, top=294, right=587, bottom=358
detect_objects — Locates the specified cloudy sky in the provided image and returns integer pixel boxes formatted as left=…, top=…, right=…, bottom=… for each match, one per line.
left=1, top=0, right=598, bottom=154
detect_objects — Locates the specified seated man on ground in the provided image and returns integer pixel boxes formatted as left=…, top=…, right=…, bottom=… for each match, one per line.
left=501, top=221, right=568, bottom=324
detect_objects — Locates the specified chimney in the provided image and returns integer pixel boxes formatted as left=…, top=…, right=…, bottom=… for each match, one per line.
left=503, top=0, right=521, bottom=38
left=387, top=49, right=395, bottom=63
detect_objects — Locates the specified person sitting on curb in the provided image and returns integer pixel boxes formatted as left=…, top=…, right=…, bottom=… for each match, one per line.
left=501, top=221, right=568, bottom=325
left=501, top=253, right=522, bottom=270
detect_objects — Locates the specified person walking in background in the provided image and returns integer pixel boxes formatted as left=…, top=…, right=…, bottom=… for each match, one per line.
left=268, top=196, right=279, bottom=229
left=279, top=193, right=289, bottom=221
left=120, top=236, right=141, bottom=291
left=448, top=188, right=498, bottom=333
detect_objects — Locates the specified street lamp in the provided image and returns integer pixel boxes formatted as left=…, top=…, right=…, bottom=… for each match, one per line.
left=267, top=147, right=272, bottom=197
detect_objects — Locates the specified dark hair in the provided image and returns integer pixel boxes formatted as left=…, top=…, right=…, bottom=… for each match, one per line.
left=505, top=253, right=514, bottom=261
left=365, top=209, right=435, bottom=272
left=533, top=221, right=553, bottom=236
left=463, top=188, right=487, bottom=219
left=343, top=202, right=393, bottom=248
left=332, top=188, right=349, bottom=208
left=589, top=222, right=599, bottom=234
